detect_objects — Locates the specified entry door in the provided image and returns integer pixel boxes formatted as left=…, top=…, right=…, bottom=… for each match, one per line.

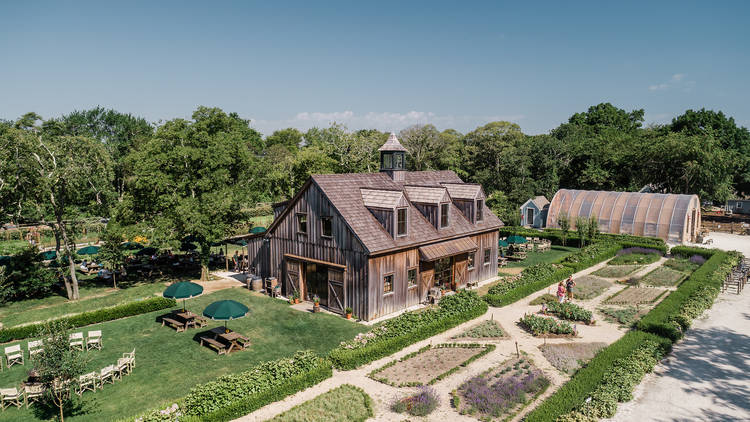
left=526, top=208, right=535, bottom=226
left=327, top=268, right=344, bottom=314
left=285, top=259, right=301, bottom=297
left=305, top=263, right=328, bottom=306
left=454, top=256, right=468, bottom=288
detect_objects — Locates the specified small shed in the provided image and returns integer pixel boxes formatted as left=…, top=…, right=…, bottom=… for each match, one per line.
left=727, top=199, right=750, bottom=215
left=520, top=196, right=549, bottom=228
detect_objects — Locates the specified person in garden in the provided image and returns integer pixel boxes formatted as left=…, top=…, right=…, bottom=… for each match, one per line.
left=233, top=251, right=239, bottom=272
left=565, top=276, right=576, bottom=301
left=556, top=281, right=566, bottom=303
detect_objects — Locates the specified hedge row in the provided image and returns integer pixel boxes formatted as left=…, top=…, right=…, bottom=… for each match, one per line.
left=670, top=245, right=717, bottom=259
left=124, top=350, right=332, bottom=422
left=637, top=250, right=738, bottom=342
left=328, top=290, right=488, bottom=370
left=559, top=242, right=622, bottom=272
left=618, top=240, right=668, bottom=254
left=0, top=296, right=176, bottom=343
left=524, top=331, right=671, bottom=422
left=484, top=265, right=574, bottom=307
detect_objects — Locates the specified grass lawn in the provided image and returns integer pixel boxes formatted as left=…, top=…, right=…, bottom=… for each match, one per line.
left=505, top=245, right=579, bottom=268
left=270, top=384, right=373, bottom=422
left=0, top=240, right=29, bottom=255
left=0, top=288, right=367, bottom=422
left=592, top=264, right=642, bottom=278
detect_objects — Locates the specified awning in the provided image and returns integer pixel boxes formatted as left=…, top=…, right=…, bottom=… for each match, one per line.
left=419, top=237, right=478, bottom=261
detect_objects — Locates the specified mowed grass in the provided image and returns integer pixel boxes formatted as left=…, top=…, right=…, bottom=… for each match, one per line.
left=505, top=245, right=579, bottom=268
left=0, top=288, right=367, bottom=422
left=270, top=384, right=373, bottom=422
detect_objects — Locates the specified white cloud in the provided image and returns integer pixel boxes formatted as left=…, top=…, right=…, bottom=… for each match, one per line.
left=294, top=111, right=354, bottom=121
left=648, top=73, right=695, bottom=92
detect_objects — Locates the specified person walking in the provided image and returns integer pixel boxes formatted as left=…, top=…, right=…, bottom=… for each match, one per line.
left=556, top=281, right=566, bottom=304
left=565, top=276, right=576, bottom=302
left=232, top=251, right=239, bottom=272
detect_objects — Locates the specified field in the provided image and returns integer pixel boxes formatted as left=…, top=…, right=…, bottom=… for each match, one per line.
left=539, top=342, right=607, bottom=373
left=370, top=345, right=490, bottom=387
left=505, top=245, right=579, bottom=268
left=592, top=264, right=642, bottom=278
left=641, top=266, right=687, bottom=287
left=572, top=276, right=612, bottom=300
left=604, top=287, right=667, bottom=305
left=269, top=384, right=373, bottom=422
left=0, top=289, right=366, bottom=422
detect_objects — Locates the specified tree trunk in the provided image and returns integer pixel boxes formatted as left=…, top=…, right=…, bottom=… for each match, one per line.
left=112, top=271, right=117, bottom=289
left=58, top=399, right=64, bottom=422
left=200, top=243, right=211, bottom=281
left=57, top=219, right=79, bottom=300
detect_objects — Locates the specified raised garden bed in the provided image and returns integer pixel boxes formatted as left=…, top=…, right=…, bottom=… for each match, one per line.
left=391, top=386, right=439, bottom=417
left=598, top=306, right=644, bottom=326
left=604, top=287, right=667, bottom=305
left=519, top=314, right=576, bottom=337
left=571, top=276, right=612, bottom=300
left=641, top=266, right=687, bottom=287
left=543, top=301, right=594, bottom=324
left=592, top=264, right=642, bottom=278
left=453, top=355, right=550, bottom=420
left=609, top=249, right=662, bottom=265
left=369, top=343, right=494, bottom=387
left=539, top=342, right=607, bottom=374
left=663, top=257, right=701, bottom=273
left=452, top=319, right=508, bottom=340
left=269, top=384, right=373, bottom=422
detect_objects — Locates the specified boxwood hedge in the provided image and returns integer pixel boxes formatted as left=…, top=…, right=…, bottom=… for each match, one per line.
left=484, top=264, right=573, bottom=307
left=0, top=296, right=176, bottom=343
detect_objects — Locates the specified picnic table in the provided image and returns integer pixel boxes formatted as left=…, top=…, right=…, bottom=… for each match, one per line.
left=161, top=311, right=207, bottom=332
left=203, top=327, right=250, bottom=354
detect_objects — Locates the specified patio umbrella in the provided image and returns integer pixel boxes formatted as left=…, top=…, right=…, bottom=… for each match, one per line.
left=163, top=281, right=204, bottom=311
left=203, top=300, right=249, bottom=331
left=39, top=250, right=57, bottom=260
left=250, top=226, right=266, bottom=235
left=77, top=245, right=100, bottom=255
left=498, top=239, right=509, bottom=248
left=506, top=235, right=527, bottom=244
left=136, top=247, right=158, bottom=256
left=121, top=241, right=144, bottom=250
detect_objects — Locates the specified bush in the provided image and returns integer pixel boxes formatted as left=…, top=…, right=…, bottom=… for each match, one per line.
left=670, top=245, right=716, bottom=259
left=560, top=242, right=622, bottom=272
left=545, top=301, right=593, bottom=323
left=328, top=290, right=487, bottom=370
left=0, top=245, right=57, bottom=304
left=0, top=296, right=176, bottom=343
left=524, top=331, right=670, bottom=422
left=617, top=241, right=668, bottom=254
left=519, top=314, right=575, bottom=336
left=484, top=264, right=574, bottom=307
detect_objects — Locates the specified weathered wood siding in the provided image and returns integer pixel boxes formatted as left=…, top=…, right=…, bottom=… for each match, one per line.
left=413, top=203, right=438, bottom=228
left=367, top=248, right=420, bottom=320
left=467, top=230, right=498, bottom=283
left=368, top=208, right=394, bottom=236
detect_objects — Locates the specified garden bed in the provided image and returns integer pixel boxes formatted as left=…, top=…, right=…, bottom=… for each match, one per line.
left=641, top=266, right=688, bottom=287
left=592, top=264, right=642, bottom=278
left=269, top=384, right=373, bottom=422
left=519, top=314, right=576, bottom=337
left=452, top=319, right=508, bottom=340
left=370, top=343, right=493, bottom=387
left=598, top=306, right=645, bottom=327
left=539, top=342, right=607, bottom=374
left=453, top=355, right=550, bottom=420
left=571, top=276, right=612, bottom=300
left=608, top=248, right=662, bottom=265
left=604, top=286, right=667, bottom=305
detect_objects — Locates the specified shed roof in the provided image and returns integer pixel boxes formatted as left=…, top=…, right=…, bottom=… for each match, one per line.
left=531, top=196, right=549, bottom=209
left=419, top=237, right=478, bottom=261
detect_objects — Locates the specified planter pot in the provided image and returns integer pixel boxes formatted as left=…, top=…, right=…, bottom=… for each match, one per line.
left=313, top=304, right=321, bottom=313
left=346, top=313, right=352, bottom=320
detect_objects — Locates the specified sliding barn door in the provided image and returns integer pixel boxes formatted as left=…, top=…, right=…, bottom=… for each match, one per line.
left=285, top=259, right=301, bottom=297
left=327, top=268, right=345, bottom=314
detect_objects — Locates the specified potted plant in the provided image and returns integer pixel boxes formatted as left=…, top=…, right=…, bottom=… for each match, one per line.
left=313, top=295, right=321, bottom=313
left=294, top=291, right=301, bottom=304
left=345, top=307, right=353, bottom=319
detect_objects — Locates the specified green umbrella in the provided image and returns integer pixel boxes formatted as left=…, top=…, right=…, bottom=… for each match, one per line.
left=121, top=241, right=144, bottom=250
left=498, top=239, right=509, bottom=248
left=506, top=235, right=527, bottom=244
left=250, top=226, right=266, bottom=234
left=203, top=300, right=249, bottom=331
left=0, top=256, right=11, bottom=266
left=77, top=245, right=100, bottom=255
left=163, top=281, right=204, bottom=311
left=39, top=250, right=57, bottom=260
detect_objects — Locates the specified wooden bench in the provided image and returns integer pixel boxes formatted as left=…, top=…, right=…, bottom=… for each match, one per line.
left=161, top=317, right=186, bottom=333
left=200, top=337, right=227, bottom=355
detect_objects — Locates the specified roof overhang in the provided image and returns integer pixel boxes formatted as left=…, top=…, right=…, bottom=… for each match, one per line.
left=419, top=237, right=478, bottom=261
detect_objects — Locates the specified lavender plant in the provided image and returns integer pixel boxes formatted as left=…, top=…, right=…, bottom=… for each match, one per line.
left=391, top=386, right=439, bottom=416
left=458, top=369, right=550, bottom=418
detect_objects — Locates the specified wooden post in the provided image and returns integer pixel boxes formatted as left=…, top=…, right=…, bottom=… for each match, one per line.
left=515, top=341, right=519, bottom=357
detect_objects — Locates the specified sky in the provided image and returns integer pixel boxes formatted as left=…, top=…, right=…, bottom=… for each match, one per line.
left=1, top=1, right=748, bottom=136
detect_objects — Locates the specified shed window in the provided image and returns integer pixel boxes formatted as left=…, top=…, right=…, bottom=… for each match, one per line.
left=468, top=253, right=475, bottom=270
left=297, top=213, right=307, bottom=234
left=483, top=248, right=491, bottom=265
left=397, top=208, right=408, bottom=236
left=440, top=203, right=449, bottom=228
left=394, top=153, right=404, bottom=169
left=407, top=268, right=417, bottom=287
left=477, top=200, right=484, bottom=221
left=384, top=274, right=393, bottom=294
left=321, top=216, right=332, bottom=237
left=382, top=152, right=392, bottom=169
left=738, top=202, right=743, bottom=209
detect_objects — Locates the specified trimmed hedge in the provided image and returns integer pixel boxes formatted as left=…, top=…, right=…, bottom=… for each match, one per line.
left=484, top=265, right=573, bottom=307
left=0, top=296, right=176, bottom=343
left=670, top=245, right=717, bottom=259
left=328, top=290, right=488, bottom=370
left=524, top=331, right=671, bottom=422
left=618, top=240, right=668, bottom=254
left=559, top=242, right=621, bottom=272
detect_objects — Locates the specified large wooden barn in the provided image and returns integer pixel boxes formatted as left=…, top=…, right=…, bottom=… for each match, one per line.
left=245, top=134, right=503, bottom=321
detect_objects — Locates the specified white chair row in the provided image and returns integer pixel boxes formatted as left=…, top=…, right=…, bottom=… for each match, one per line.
left=2, top=331, right=103, bottom=370
left=0, top=384, right=42, bottom=410
left=76, top=349, right=135, bottom=396
left=70, top=330, right=102, bottom=351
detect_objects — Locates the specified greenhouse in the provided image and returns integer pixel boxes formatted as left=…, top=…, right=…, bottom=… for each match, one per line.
left=545, top=189, right=701, bottom=244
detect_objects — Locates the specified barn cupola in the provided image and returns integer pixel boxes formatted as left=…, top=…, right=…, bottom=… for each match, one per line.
left=379, top=133, right=407, bottom=182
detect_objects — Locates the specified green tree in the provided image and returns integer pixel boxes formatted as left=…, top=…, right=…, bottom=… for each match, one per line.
left=121, top=107, right=254, bottom=280
left=32, top=321, right=88, bottom=422
left=587, top=215, right=599, bottom=243
left=486, top=190, right=518, bottom=226
left=557, top=212, right=570, bottom=246
left=0, top=245, right=57, bottom=303
left=98, top=227, right=125, bottom=288
left=575, top=217, right=589, bottom=247
left=399, top=124, right=441, bottom=171
left=265, top=128, right=303, bottom=152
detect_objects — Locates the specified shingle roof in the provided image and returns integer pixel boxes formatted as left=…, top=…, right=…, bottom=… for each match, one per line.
left=310, top=170, right=503, bottom=253
left=442, top=183, right=484, bottom=200
left=378, top=133, right=407, bottom=152
left=361, top=188, right=408, bottom=209
left=531, top=196, right=549, bottom=209
left=403, top=186, right=450, bottom=204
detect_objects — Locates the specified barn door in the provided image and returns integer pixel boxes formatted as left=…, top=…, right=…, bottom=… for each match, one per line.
left=420, top=271, right=433, bottom=301
left=327, top=268, right=344, bottom=314
left=285, top=259, right=300, bottom=297
left=454, top=257, right=468, bottom=289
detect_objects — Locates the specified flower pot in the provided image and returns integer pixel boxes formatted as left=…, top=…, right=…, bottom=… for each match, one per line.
left=313, top=303, right=320, bottom=313
left=346, top=313, right=352, bottom=320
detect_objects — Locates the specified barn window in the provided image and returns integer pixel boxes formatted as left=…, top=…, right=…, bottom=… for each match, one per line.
left=407, top=268, right=417, bottom=287
left=440, top=203, right=449, bottom=228
left=382, top=152, right=392, bottom=169
left=483, top=248, right=491, bottom=266
left=738, top=202, right=743, bottom=209
left=296, top=213, right=307, bottom=234
left=397, top=208, right=408, bottom=237
left=467, top=253, right=475, bottom=270
left=321, top=216, right=332, bottom=237
left=383, top=274, right=394, bottom=294
left=477, top=200, right=484, bottom=221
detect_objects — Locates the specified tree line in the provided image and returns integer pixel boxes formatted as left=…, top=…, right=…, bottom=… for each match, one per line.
left=1, top=103, right=748, bottom=298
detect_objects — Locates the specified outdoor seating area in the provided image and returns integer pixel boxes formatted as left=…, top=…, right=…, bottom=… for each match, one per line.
left=2, top=332, right=104, bottom=373
left=499, top=236, right=552, bottom=263
left=723, top=257, right=750, bottom=294
left=199, top=327, right=251, bottom=355
left=160, top=310, right=209, bottom=333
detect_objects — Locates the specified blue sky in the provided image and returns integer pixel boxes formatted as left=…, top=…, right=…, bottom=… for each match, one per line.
left=1, top=1, right=748, bottom=135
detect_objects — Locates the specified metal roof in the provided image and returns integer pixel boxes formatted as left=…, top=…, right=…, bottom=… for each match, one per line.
left=419, top=237, right=478, bottom=261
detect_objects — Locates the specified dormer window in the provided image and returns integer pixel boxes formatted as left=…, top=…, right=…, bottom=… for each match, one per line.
left=397, top=207, right=408, bottom=237
left=440, top=203, right=449, bottom=228
left=477, top=200, right=484, bottom=221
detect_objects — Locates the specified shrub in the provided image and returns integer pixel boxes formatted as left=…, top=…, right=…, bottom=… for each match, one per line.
left=271, top=384, right=373, bottom=422
left=329, top=290, right=487, bottom=369
left=560, top=242, right=622, bottom=272
left=545, top=301, right=593, bottom=323
left=0, top=296, right=176, bottom=343
left=670, top=246, right=716, bottom=259
left=454, top=320, right=505, bottom=338
left=0, top=245, right=57, bottom=304
left=519, top=314, right=575, bottom=336
left=458, top=367, right=550, bottom=418
left=524, top=331, right=670, bottom=422
left=484, top=264, right=574, bottom=307
left=391, top=386, right=439, bottom=416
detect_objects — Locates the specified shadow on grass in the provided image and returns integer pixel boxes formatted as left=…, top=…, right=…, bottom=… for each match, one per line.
left=31, top=395, right=97, bottom=420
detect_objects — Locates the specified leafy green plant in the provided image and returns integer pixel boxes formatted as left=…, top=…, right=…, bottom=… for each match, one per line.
left=519, top=314, right=575, bottom=336
left=454, top=320, right=505, bottom=338
left=530, top=293, right=557, bottom=305
left=484, top=264, right=574, bottom=307
left=560, top=242, right=622, bottom=272
left=545, top=301, right=593, bottom=323
left=271, top=384, right=373, bottom=422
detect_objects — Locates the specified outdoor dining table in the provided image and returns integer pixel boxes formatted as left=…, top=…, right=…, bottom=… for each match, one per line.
left=208, top=327, right=250, bottom=354
left=173, top=311, right=207, bottom=328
